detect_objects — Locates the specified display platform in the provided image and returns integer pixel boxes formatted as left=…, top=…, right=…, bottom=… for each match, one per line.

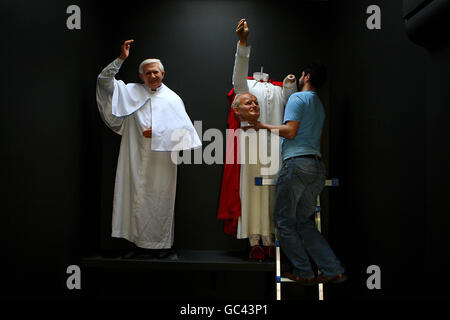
left=82, top=250, right=276, bottom=272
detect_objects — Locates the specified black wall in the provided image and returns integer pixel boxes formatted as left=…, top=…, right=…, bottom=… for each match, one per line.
left=328, top=0, right=450, bottom=300
left=1, top=0, right=99, bottom=299
left=1, top=0, right=449, bottom=300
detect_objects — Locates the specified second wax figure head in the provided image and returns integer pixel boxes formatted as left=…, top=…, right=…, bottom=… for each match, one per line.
left=139, top=60, right=165, bottom=91
left=232, top=93, right=260, bottom=122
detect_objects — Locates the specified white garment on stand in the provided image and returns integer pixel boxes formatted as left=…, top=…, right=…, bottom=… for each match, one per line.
left=232, top=43, right=297, bottom=242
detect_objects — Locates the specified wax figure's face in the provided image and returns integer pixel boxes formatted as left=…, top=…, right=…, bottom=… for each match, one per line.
left=233, top=93, right=260, bottom=122
left=140, top=63, right=165, bottom=90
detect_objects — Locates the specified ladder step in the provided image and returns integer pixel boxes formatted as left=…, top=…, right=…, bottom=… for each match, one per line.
left=325, top=178, right=339, bottom=187
left=254, top=177, right=275, bottom=186
left=255, top=178, right=339, bottom=187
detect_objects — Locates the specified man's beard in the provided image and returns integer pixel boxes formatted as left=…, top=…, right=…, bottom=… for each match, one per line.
left=298, top=79, right=305, bottom=90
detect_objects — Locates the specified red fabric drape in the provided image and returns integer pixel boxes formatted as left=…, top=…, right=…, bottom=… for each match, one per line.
left=217, top=88, right=241, bottom=236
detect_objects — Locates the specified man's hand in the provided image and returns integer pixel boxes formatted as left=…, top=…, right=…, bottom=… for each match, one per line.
left=236, top=18, right=249, bottom=47
left=119, top=39, right=134, bottom=60
left=241, top=125, right=255, bottom=131
left=248, top=121, right=265, bottom=130
left=248, top=120, right=299, bottom=139
left=142, top=127, right=152, bottom=138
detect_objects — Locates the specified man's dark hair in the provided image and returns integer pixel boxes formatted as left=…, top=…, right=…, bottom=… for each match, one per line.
left=300, top=62, right=327, bottom=89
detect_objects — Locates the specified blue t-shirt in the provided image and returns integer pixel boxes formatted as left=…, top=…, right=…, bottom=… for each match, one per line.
left=281, top=91, right=325, bottom=161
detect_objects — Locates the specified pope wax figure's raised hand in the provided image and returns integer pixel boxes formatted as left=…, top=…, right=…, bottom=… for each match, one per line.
left=236, top=18, right=249, bottom=47
left=119, top=39, right=134, bottom=60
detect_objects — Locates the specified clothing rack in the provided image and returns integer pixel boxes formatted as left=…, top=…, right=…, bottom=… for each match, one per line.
left=255, top=177, right=339, bottom=301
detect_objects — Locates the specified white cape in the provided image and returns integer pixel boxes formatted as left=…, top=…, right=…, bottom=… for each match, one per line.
left=111, top=81, right=201, bottom=151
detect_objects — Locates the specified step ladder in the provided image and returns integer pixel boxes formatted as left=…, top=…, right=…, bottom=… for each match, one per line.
left=255, top=177, right=339, bottom=301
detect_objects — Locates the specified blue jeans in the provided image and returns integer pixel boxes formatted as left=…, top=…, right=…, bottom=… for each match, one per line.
left=274, top=156, right=344, bottom=279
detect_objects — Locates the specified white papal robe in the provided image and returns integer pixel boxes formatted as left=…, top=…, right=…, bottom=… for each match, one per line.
left=232, top=43, right=297, bottom=245
left=96, top=58, right=201, bottom=249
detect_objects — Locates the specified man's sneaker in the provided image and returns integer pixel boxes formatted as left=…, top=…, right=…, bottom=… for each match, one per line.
left=316, top=273, right=347, bottom=284
left=282, top=272, right=317, bottom=286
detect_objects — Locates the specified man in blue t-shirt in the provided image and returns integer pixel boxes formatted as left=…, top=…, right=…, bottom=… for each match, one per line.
left=249, top=62, right=346, bottom=285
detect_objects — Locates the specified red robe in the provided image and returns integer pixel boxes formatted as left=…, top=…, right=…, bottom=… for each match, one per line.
left=217, top=77, right=283, bottom=237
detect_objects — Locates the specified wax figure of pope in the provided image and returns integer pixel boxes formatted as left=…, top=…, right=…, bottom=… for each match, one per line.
left=96, top=39, right=201, bottom=258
